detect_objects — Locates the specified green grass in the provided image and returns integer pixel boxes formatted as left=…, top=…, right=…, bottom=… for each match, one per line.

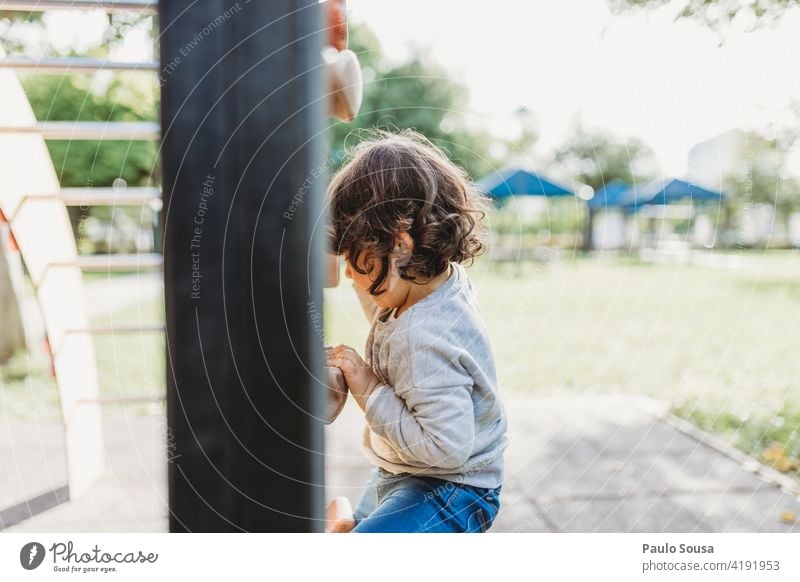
left=0, top=351, right=60, bottom=420
left=91, top=296, right=166, bottom=416
left=674, top=401, right=800, bottom=475
left=0, top=290, right=165, bottom=421
left=2, top=252, right=799, bottom=479
left=326, top=250, right=800, bottom=479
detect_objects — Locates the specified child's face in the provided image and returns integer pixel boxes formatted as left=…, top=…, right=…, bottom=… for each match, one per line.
left=344, top=250, right=410, bottom=310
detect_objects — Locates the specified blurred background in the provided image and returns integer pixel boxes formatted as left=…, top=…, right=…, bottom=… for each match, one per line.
left=1, top=0, right=798, bottom=531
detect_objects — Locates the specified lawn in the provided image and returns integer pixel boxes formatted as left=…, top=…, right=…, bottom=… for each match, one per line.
left=2, top=251, right=798, bottom=479
left=326, top=250, right=800, bottom=478
left=0, top=291, right=165, bottom=420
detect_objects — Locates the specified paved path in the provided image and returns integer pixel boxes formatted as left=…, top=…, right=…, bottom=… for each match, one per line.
left=3, top=394, right=799, bottom=532
left=1, top=414, right=167, bottom=532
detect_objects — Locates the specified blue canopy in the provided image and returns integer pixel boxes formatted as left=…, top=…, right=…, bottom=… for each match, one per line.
left=477, top=168, right=574, bottom=198
left=624, top=178, right=725, bottom=210
left=586, top=179, right=633, bottom=210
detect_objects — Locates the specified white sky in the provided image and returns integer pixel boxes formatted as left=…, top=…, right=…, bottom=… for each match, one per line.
left=28, top=0, right=800, bottom=176
left=348, top=0, right=800, bottom=176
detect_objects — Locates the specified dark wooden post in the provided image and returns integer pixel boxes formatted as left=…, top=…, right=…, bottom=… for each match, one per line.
left=160, top=0, right=326, bottom=532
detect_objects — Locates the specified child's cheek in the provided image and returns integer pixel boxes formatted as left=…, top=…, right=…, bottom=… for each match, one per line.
left=351, top=273, right=372, bottom=294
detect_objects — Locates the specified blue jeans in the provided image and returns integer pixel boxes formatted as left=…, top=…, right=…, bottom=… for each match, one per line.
left=351, top=467, right=502, bottom=533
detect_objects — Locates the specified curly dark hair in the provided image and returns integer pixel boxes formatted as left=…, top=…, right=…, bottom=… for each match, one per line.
left=326, top=129, right=489, bottom=296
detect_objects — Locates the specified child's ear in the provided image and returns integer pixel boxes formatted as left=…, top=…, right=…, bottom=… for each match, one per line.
left=394, top=232, right=414, bottom=267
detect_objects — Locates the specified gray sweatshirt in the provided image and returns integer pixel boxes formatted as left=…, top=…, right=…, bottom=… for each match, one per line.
left=356, top=262, right=508, bottom=489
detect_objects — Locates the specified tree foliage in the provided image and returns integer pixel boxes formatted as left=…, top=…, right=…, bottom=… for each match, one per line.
left=552, top=122, right=657, bottom=191
left=609, top=0, right=799, bottom=29
left=328, top=24, right=500, bottom=180
left=0, top=10, right=150, bottom=56
left=552, top=123, right=658, bottom=250
left=724, top=131, right=800, bottom=221
left=21, top=74, right=159, bottom=189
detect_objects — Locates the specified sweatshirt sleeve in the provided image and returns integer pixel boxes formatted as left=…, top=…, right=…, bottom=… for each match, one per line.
left=362, top=325, right=476, bottom=470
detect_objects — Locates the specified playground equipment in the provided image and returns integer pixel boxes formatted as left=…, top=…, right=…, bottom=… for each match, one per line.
left=0, top=0, right=163, bottom=501
left=1, top=0, right=359, bottom=531
left=161, top=0, right=360, bottom=531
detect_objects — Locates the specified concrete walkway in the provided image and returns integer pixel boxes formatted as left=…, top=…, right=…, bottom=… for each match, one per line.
left=3, top=394, right=799, bottom=532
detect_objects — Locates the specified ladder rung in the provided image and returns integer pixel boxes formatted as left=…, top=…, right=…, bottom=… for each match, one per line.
left=60, top=187, right=161, bottom=206
left=71, top=324, right=165, bottom=334
left=76, top=253, right=163, bottom=271
left=0, top=1, right=157, bottom=13
left=0, top=121, right=160, bottom=140
left=0, top=56, right=159, bottom=73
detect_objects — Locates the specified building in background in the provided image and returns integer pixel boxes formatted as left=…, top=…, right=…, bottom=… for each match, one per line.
left=688, top=129, right=800, bottom=247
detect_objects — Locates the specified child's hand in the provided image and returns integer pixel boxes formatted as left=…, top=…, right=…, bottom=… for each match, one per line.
left=326, top=344, right=381, bottom=409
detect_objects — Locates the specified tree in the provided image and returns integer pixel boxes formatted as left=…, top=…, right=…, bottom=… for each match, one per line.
left=552, top=123, right=657, bottom=250
left=2, top=9, right=159, bottom=251
left=609, top=0, right=799, bottom=29
left=22, top=74, right=158, bottom=188
left=13, top=17, right=506, bottom=247
left=722, top=131, right=800, bottom=246
left=1, top=10, right=150, bottom=55
left=328, top=24, right=501, bottom=180
left=611, top=4, right=800, bottom=245
left=20, top=73, right=159, bottom=249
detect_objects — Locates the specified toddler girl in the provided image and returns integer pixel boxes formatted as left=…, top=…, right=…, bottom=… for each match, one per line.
left=326, top=130, right=508, bottom=533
